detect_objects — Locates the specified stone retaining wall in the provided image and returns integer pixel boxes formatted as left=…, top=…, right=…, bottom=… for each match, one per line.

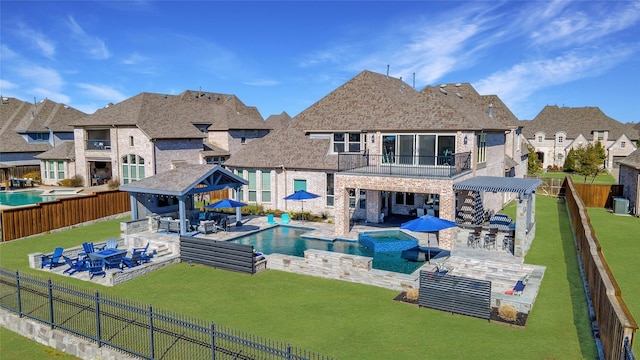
left=0, top=309, right=137, bottom=360
left=266, top=249, right=420, bottom=291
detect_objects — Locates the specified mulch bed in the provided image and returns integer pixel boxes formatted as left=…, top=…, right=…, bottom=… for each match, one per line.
left=394, top=292, right=528, bottom=327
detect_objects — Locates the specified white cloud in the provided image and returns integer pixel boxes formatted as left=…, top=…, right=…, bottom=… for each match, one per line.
left=66, top=16, right=111, bottom=60
left=31, top=88, right=71, bottom=104
left=0, top=44, right=18, bottom=60
left=0, top=79, right=18, bottom=92
left=122, top=52, right=146, bottom=65
left=76, top=83, right=127, bottom=103
left=242, top=79, right=280, bottom=86
left=17, top=65, right=65, bottom=92
left=15, top=22, right=56, bottom=59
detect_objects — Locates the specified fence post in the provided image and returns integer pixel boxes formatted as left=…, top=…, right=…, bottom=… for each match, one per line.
left=287, top=344, right=292, bottom=360
left=95, top=292, right=102, bottom=347
left=16, top=271, right=22, bottom=317
left=149, top=305, right=155, bottom=359
left=48, top=279, right=55, bottom=329
left=211, top=323, right=216, bottom=360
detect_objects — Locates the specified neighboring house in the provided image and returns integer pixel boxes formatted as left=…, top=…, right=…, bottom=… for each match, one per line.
left=0, top=97, right=86, bottom=181
left=617, top=149, right=640, bottom=216
left=522, top=105, right=639, bottom=171
left=225, top=70, right=524, bottom=248
left=35, top=141, right=76, bottom=186
left=61, top=90, right=271, bottom=187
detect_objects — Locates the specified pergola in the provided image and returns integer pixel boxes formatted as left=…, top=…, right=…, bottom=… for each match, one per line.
left=119, top=164, right=248, bottom=235
left=453, top=176, right=542, bottom=257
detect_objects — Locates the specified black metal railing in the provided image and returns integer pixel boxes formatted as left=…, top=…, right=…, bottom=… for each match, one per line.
left=86, top=139, right=111, bottom=151
left=0, top=268, right=336, bottom=360
left=338, top=152, right=471, bottom=178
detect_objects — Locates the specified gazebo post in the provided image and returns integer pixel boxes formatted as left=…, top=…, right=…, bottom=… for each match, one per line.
left=178, top=195, right=187, bottom=235
left=235, top=186, right=243, bottom=226
left=129, top=194, right=139, bottom=220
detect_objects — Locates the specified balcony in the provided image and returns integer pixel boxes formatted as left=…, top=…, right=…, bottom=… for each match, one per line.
left=86, top=139, right=111, bottom=151
left=338, top=152, right=471, bottom=178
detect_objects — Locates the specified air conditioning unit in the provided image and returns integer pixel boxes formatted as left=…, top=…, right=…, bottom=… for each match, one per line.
left=613, top=197, right=629, bottom=215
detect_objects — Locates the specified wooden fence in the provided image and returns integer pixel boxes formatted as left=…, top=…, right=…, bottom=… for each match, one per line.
left=1, top=190, right=130, bottom=242
left=0, top=165, right=40, bottom=184
left=572, top=183, right=624, bottom=208
left=563, top=177, right=637, bottom=360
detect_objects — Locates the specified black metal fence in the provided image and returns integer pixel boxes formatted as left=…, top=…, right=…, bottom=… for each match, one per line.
left=338, top=152, right=471, bottom=178
left=418, top=271, right=491, bottom=320
left=0, top=268, right=335, bottom=360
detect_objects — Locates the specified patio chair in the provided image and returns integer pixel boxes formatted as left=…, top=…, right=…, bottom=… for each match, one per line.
left=281, top=213, right=290, bottom=225
left=467, top=226, right=482, bottom=248
left=484, top=227, right=498, bottom=249
left=41, top=247, right=65, bottom=269
left=88, top=259, right=106, bottom=279
left=102, top=254, right=125, bottom=271
left=134, top=243, right=157, bottom=263
left=122, top=251, right=143, bottom=269
left=62, top=255, right=87, bottom=275
left=80, top=242, right=96, bottom=259
left=267, top=213, right=279, bottom=225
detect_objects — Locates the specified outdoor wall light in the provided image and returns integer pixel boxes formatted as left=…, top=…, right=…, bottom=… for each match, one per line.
left=463, top=136, right=468, bottom=145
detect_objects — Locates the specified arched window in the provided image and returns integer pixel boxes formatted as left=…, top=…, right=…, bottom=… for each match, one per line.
left=121, top=154, right=145, bottom=184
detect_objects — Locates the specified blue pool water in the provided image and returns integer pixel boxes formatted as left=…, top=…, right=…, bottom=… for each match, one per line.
left=359, top=230, right=419, bottom=252
left=230, top=226, right=426, bottom=274
left=0, top=190, right=79, bottom=206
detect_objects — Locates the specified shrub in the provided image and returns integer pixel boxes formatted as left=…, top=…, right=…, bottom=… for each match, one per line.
left=107, top=177, right=120, bottom=190
left=406, top=289, right=419, bottom=300
left=498, top=305, right=517, bottom=322
left=23, top=171, right=41, bottom=184
left=59, top=175, right=84, bottom=187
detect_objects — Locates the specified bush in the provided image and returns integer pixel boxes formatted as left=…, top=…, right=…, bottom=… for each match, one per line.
left=59, top=175, right=84, bottom=187
left=107, top=177, right=120, bottom=190
left=23, top=171, right=41, bottom=184
left=406, top=289, right=419, bottom=300
left=498, top=305, right=517, bottom=322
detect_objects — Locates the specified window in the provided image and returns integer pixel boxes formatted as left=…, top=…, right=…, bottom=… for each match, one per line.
left=248, top=170, right=257, bottom=202
left=294, top=179, right=307, bottom=191
left=348, top=188, right=356, bottom=208
left=241, top=137, right=246, bottom=144
left=121, top=154, right=145, bottom=184
left=597, top=131, right=604, bottom=141
left=621, top=142, right=626, bottom=149
left=395, top=192, right=415, bottom=205
left=333, top=132, right=361, bottom=153
left=359, top=190, right=366, bottom=209
left=477, top=133, right=487, bottom=163
left=129, top=136, right=134, bottom=147
left=205, top=156, right=225, bottom=165
left=261, top=171, right=271, bottom=202
left=326, top=174, right=334, bottom=206
left=235, top=169, right=244, bottom=200
left=57, top=161, right=65, bottom=179
left=558, top=136, right=564, bottom=143
left=557, top=153, right=564, bottom=161
left=537, top=135, right=543, bottom=143
left=48, top=160, right=55, bottom=179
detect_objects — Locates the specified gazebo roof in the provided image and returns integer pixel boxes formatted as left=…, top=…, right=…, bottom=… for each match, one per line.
left=119, top=164, right=248, bottom=197
left=453, top=176, right=542, bottom=195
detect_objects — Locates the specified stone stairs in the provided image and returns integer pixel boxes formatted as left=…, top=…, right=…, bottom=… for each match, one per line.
left=152, top=244, right=172, bottom=258
left=443, top=255, right=535, bottom=293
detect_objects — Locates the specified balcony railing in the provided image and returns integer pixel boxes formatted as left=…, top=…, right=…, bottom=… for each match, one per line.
left=86, top=139, right=111, bottom=151
left=338, top=152, right=471, bottom=178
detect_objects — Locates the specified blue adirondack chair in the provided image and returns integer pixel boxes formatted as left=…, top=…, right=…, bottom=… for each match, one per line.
left=62, top=255, right=88, bottom=275
left=133, top=243, right=157, bottom=263
left=122, top=251, right=143, bottom=269
left=102, top=254, right=125, bottom=271
left=41, top=247, right=65, bottom=269
left=88, top=259, right=106, bottom=279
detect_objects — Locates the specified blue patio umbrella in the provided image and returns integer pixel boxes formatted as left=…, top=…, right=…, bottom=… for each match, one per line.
left=205, top=198, right=248, bottom=209
left=401, top=215, right=457, bottom=263
left=283, top=190, right=320, bottom=219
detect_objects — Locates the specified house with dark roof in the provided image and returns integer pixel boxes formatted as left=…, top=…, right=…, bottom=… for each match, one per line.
left=49, top=90, right=271, bottom=187
left=617, top=149, right=640, bottom=216
left=522, top=105, right=639, bottom=171
left=225, top=70, right=527, bottom=249
left=0, top=97, right=86, bottom=183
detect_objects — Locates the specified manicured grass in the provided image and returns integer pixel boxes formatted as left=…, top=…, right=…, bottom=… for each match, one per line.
left=586, top=208, right=640, bottom=353
left=536, top=171, right=617, bottom=185
left=0, top=327, right=79, bottom=359
left=0, top=198, right=597, bottom=359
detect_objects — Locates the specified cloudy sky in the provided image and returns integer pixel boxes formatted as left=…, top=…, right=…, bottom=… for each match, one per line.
left=1, top=1, right=639, bottom=123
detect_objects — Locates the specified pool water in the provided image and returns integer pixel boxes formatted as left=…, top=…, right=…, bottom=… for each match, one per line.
left=0, top=190, right=79, bottom=206
left=230, top=226, right=425, bottom=274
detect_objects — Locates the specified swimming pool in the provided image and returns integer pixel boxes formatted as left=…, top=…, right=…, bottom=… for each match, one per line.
left=229, top=226, right=428, bottom=274
left=0, top=190, right=80, bottom=206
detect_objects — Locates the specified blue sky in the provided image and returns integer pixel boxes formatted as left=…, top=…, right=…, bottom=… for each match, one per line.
left=1, top=1, right=639, bottom=123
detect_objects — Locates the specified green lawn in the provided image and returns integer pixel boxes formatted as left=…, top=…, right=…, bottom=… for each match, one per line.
left=587, top=208, right=640, bottom=353
left=536, top=171, right=617, bottom=185
left=0, top=197, right=597, bottom=359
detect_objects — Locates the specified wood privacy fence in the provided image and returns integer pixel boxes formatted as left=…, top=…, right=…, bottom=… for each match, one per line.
left=1, top=190, right=130, bottom=242
left=563, top=177, right=637, bottom=360
left=572, top=182, right=624, bottom=208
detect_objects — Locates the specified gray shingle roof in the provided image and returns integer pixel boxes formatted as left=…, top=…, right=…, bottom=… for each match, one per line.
left=35, top=141, right=75, bottom=160
left=522, top=105, right=639, bottom=140
left=225, top=70, right=509, bottom=170
left=71, top=90, right=270, bottom=140
left=617, top=149, right=640, bottom=170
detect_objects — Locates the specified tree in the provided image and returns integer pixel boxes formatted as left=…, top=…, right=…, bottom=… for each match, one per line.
left=563, top=148, right=577, bottom=172
left=575, top=141, right=606, bottom=183
left=527, top=145, right=541, bottom=175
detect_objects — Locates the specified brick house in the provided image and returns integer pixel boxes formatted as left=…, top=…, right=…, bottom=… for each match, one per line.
left=40, top=90, right=271, bottom=187
left=0, top=97, right=86, bottom=183
left=224, top=70, right=526, bottom=249
left=617, top=149, right=640, bottom=216
left=521, top=105, right=639, bottom=171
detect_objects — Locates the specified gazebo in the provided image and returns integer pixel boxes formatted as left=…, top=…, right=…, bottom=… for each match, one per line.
left=453, top=176, right=542, bottom=257
left=119, top=164, right=248, bottom=235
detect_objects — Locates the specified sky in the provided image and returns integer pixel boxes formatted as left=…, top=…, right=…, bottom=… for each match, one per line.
left=1, top=1, right=639, bottom=123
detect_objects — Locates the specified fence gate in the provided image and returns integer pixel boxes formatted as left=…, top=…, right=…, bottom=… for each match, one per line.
left=419, top=271, right=491, bottom=320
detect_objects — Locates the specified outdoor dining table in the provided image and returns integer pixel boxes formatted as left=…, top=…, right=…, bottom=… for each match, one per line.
left=87, top=248, right=127, bottom=261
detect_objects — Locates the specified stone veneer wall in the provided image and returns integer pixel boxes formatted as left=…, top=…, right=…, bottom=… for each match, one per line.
left=266, top=249, right=420, bottom=291
left=619, top=165, right=639, bottom=215
left=0, top=310, right=138, bottom=360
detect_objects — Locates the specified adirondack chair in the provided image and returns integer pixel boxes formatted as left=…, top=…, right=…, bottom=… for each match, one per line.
left=62, top=255, right=88, bottom=275
left=121, top=251, right=143, bottom=269
left=133, top=243, right=157, bottom=263
left=41, top=247, right=65, bottom=269
left=88, top=259, right=106, bottom=279
left=102, top=254, right=125, bottom=271
left=79, top=242, right=96, bottom=260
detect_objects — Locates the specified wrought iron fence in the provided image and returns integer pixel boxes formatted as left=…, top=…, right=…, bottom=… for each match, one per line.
left=0, top=268, right=336, bottom=360
left=338, top=152, right=471, bottom=178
